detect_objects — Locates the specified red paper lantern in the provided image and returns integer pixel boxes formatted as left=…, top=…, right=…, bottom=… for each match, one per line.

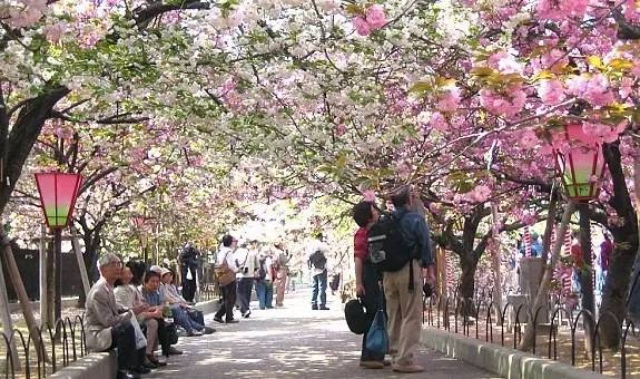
left=34, top=172, right=82, bottom=229
left=552, top=123, right=606, bottom=201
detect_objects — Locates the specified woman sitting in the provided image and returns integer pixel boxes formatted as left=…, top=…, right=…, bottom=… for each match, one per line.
left=114, top=264, right=168, bottom=368
left=161, top=268, right=214, bottom=334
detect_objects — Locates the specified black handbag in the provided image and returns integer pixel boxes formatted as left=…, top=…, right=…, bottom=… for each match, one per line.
left=166, top=322, right=179, bottom=345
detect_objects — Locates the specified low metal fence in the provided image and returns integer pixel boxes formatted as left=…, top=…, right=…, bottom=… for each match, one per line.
left=0, top=316, right=85, bottom=379
left=423, top=295, right=638, bottom=378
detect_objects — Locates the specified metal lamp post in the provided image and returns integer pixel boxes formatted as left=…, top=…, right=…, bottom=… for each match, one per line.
left=35, top=172, right=82, bottom=323
left=552, top=122, right=607, bottom=319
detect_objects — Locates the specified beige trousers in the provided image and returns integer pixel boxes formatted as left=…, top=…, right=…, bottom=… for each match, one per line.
left=145, top=318, right=158, bottom=355
left=383, top=260, right=422, bottom=367
left=275, top=269, right=287, bottom=306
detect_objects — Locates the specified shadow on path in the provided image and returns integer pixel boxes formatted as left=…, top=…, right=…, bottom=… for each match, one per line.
left=147, top=291, right=500, bottom=379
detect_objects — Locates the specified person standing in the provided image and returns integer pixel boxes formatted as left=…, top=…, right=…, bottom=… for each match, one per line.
left=180, top=242, right=199, bottom=303
left=255, top=251, right=275, bottom=310
left=307, top=233, right=330, bottom=310
left=235, top=240, right=258, bottom=318
left=600, top=233, right=613, bottom=281
left=384, top=186, right=435, bottom=373
left=352, top=201, right=389, bottom=369
left=272, top=242, right=289, bottom=307
left=214, top=235, right=240, bottom=324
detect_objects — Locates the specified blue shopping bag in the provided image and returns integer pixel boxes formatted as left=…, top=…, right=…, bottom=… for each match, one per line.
left=365, top=292, right=389, bottom=355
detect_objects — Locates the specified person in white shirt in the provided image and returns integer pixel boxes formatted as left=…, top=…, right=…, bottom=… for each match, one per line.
left=306, top=233, right=330, bottom=310
left=214, top=235, right=240, bottom=324
left=234, top=240, right=259, bottom=318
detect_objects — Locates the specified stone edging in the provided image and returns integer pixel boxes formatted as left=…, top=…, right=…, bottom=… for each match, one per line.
left=49, top=299, right=220, bottom=379
left=422, top=326, right=607, bottom=379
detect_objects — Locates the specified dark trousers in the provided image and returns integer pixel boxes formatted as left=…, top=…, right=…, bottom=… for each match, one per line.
left=215, top=280, right=237, bottom=321
left=312, top=270, right=328, bottom=306
left=237, top=277, right=254, bottom=314
left=361, top=261, right=385, bottom=362
left=110, top=323, right=140, bottom=370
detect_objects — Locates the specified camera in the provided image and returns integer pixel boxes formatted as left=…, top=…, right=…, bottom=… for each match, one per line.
left=369, top=244, right=386, bottom=264
left=243, top=267, right=249, bottom=275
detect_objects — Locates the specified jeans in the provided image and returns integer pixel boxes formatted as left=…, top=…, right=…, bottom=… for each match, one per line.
left=215, top=280, right=237, bottom=322
left=312, top=270, right=328, bottom=307
left=171, top=305, right=203, bottom=332
left=255, top=280, right=274, bottom=309
left=236, top=277, right=254, bottom=314
left=361, top=261, right=385, bottom=362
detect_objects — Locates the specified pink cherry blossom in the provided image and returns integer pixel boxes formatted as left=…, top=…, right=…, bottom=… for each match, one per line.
left=437, top=87, right=461, bottom=112
left=538, top=79, right=566, bottom=105
left=362, top=190, right=376, bottom=202
left=353, top=17, right=372, bottom=36
left=365, top=5, right=387, bottom=29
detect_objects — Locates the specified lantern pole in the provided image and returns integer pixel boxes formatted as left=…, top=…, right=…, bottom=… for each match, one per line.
left=53, top=228, right=62, bottom=321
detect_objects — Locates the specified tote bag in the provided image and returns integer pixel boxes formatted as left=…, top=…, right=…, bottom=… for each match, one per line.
left=365, top=292, right=389, bottom=355
left=215, top=250, right=236, bottom=287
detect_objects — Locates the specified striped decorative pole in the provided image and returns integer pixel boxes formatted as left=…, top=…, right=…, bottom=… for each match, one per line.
left=564, top=228, right=572, bottom=255
left=524, top=226, right=532, bottom=258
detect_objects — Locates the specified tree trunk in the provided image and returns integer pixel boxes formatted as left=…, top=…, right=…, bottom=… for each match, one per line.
left=600, top=143, right=639, bottom=348
left=458, top=256, right=478, bottom=316
left=578, top=202, right=595, bottom=357
left=77, top=231, right=101, bottom=308
left=520, top=201, right=575, bottom=351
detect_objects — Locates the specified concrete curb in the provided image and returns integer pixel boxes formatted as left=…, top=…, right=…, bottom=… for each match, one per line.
left=51, top=300, right=219, bottom=379
left=49, top=351, right=117, bottom=379
left=422, top=327, right=606, bottom=379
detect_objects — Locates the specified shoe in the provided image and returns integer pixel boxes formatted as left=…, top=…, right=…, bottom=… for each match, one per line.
left=168, top=347, right=183, bottom=355
left=360, top=361, right=384, bottom=369
left=146, top=354, right=167, bottom=367
left=383, top=359, right=392, bottom=367
left=204, top=326, right=216, bottom=334
left=392, top=364, right=425, bottom=373
left=312, top=304, right=318, bottom=310
left=226, top=319, right=239, bottom=324
left=213, top=317, right=224, bottom=323
left=187, top=330, right=204, bottom=337
left=319, top=305, right=330, bottom=310
left=132, top=366, right=151, bottom=374
left=117, top=370, right=141, bottom=379
left=242, top=310, right=251, bottom=318
left=143, top=357, right=158, bottom=369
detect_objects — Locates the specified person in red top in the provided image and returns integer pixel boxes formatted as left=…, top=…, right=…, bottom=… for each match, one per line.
left=352, top=201, right=388, bottom=370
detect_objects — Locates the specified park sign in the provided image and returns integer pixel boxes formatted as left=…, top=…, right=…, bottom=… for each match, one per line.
left=34, top=172, right=82, bottom=229
left=552, top=122, right=607, bottom=202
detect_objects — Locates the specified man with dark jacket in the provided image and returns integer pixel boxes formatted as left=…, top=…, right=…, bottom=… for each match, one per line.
left=180, top=242, right=199, bottom=302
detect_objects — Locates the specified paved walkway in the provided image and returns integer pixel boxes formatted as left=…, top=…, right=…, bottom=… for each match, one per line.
left=147, top=291, right=499, bottom=379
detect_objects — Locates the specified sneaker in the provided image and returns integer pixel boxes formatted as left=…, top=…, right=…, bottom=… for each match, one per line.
left=242, top=310, right=251, bottom=318
left=187, top=330, right=204, bottom=337
left=392, top=364, right=424, bottom=373
left=383, top=359, right=392, bottom=367
left=213, top=317, right=224, bottom=323
left=312, top=304, right=318, bottom=310
left=226, top=319, right=239, bottom=324
left=319, top=305, right=330, bottom=310
left=359, top=361, right=384, bottom=369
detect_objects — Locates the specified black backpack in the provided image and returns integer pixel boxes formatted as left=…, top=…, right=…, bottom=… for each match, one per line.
left=256, top=259, right=268, bottom=281
left=368, top=213, right=420, bottom=290
left=309, top=250, right=327, bottom=270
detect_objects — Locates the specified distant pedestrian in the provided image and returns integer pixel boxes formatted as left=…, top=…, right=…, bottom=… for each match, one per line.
left=272, top=242, right=289, bottom=307
left=214, top=235, right=240, bottom=324
left=307, top=233, right=330, bottom=310
left=180, top=242, right=199, bottom=302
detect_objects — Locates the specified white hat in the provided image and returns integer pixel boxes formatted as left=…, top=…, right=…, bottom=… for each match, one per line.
left=149, top=265, right=162, bottom=274
left=160, top=268, right=172, bottom=277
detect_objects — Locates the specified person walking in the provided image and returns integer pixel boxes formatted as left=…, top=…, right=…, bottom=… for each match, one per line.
left=272, top=242, right=289, bottom=307
left=235, top=240, right=258, bottom=318
left=384, top=186, right=435, bottom=373
left=214, top=235, right=240, bottom=324
left=307, top=233, right=330, bottom=310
